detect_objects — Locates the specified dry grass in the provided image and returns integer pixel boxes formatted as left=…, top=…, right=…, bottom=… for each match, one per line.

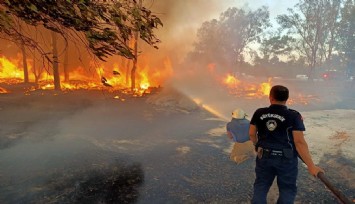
left=329, top=131, right=350, bottom=147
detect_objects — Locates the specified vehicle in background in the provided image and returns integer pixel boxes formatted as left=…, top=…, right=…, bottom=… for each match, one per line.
left=296, top=74, right=309, bottom=80
left=322, top=70, right=346, bottom=80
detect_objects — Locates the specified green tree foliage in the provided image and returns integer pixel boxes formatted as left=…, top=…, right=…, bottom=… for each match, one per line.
left=0, top=0, right=163, bottom=61
left=277, top=0, right=342, bottom=76
left=219, top=7, right=270, bottom=62
left=0, top=12, right=39, bottom=52
left=190, top=6, right=270, bottom=70
left=192, top=19, right=221, bottom=63
left=338, top=0, right=355, bottom=75
left=258, top=35, right=296, bottom=61
left=252, top=34, right=309, bottom=77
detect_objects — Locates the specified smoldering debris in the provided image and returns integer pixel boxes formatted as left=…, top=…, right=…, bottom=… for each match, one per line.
left=71, top=163, right=144, bottom=203
left=3, top=162, right=145, bottom=203
left=146, top=86, right=199, bottom=113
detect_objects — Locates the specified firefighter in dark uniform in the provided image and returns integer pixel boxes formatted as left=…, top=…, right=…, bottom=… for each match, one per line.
left=249, top=85, right=324, bottom=204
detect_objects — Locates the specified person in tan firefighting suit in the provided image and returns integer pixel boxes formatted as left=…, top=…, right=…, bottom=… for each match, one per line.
left=226, top=108, right=255, bottom=164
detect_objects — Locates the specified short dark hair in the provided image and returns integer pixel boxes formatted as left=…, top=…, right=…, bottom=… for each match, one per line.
left=270, top=85, right=289, bottom=101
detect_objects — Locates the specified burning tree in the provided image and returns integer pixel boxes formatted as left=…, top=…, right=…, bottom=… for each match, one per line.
left=0, top=0, right=162, bottom=90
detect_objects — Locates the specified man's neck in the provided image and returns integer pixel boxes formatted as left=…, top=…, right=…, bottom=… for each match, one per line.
left=271, top=101, right=286, bottom=106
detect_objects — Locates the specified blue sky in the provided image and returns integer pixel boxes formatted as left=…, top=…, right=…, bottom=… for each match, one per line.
left=230, top=0, right=299, bottom=17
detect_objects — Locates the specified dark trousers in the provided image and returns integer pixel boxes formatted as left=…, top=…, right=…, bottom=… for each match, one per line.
left=252, top=156, right=298, bottom=204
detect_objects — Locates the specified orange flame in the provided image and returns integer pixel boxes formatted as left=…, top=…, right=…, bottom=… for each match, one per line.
left=223, top=74, right=241, bottom=88
left=0, top=56, right=23, bottom=83
left=0, top=54, right=172, bottom=96
left=219, top=72, right=314, bottom=104
left=258, top=78, right=272, bottom=96
left=0, top=86, right=9, bottom=93
left=221, top=74, right=271, bottom=98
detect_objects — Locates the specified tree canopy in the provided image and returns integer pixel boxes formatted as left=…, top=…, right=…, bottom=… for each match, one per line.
left=190, top=6, right=270, bottom=70
left=277, top=0, right=344, bottom=75
left=0, top=0, right=163, bottom=60
left=338, top=0, right=355, bottom=75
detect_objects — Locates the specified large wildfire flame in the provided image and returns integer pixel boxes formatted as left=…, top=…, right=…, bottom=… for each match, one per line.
left=0, top=56, right=25, bottom=84
left=222, top=73, right=272, bottom=98
left=0, top=55, right=173, bottom=96
left=0, top=54, right=316, bottom=105
left=220, top=73, right=316, bottom=105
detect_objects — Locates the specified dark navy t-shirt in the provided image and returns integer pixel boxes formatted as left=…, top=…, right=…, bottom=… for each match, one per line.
left=250, top=104, right=305, bottom=150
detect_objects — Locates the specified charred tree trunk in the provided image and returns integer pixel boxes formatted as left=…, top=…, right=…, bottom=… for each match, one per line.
left=51, top=31, right=61, bottom=90
left=21, top=43, right=29, bottom=84
left=33, top=51, right=38, bottom=85
left=32, top=28, right=42, bottom=87
left=130, top=0, right=142, bottom=91
left=131, top=38, right=138, bottom=91
left=19, top=24, right=29, bottom=84
left=121, top=56, right=131, bottom=86
left=126, top=60, right=131, bottom=86
left=63, top=45, right=69, bottom=82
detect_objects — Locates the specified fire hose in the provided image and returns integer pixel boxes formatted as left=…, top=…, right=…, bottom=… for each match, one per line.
left=317, top=172, right=352, bottom=204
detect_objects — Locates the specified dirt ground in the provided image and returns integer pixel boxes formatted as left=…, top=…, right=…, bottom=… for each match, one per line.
left=0, top=85, right=354, bottom=203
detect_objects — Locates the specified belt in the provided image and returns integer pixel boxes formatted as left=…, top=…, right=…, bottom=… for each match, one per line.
left=264, top=149, right=283, bottom=157
left=257, top=147, right=284, bottom=159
